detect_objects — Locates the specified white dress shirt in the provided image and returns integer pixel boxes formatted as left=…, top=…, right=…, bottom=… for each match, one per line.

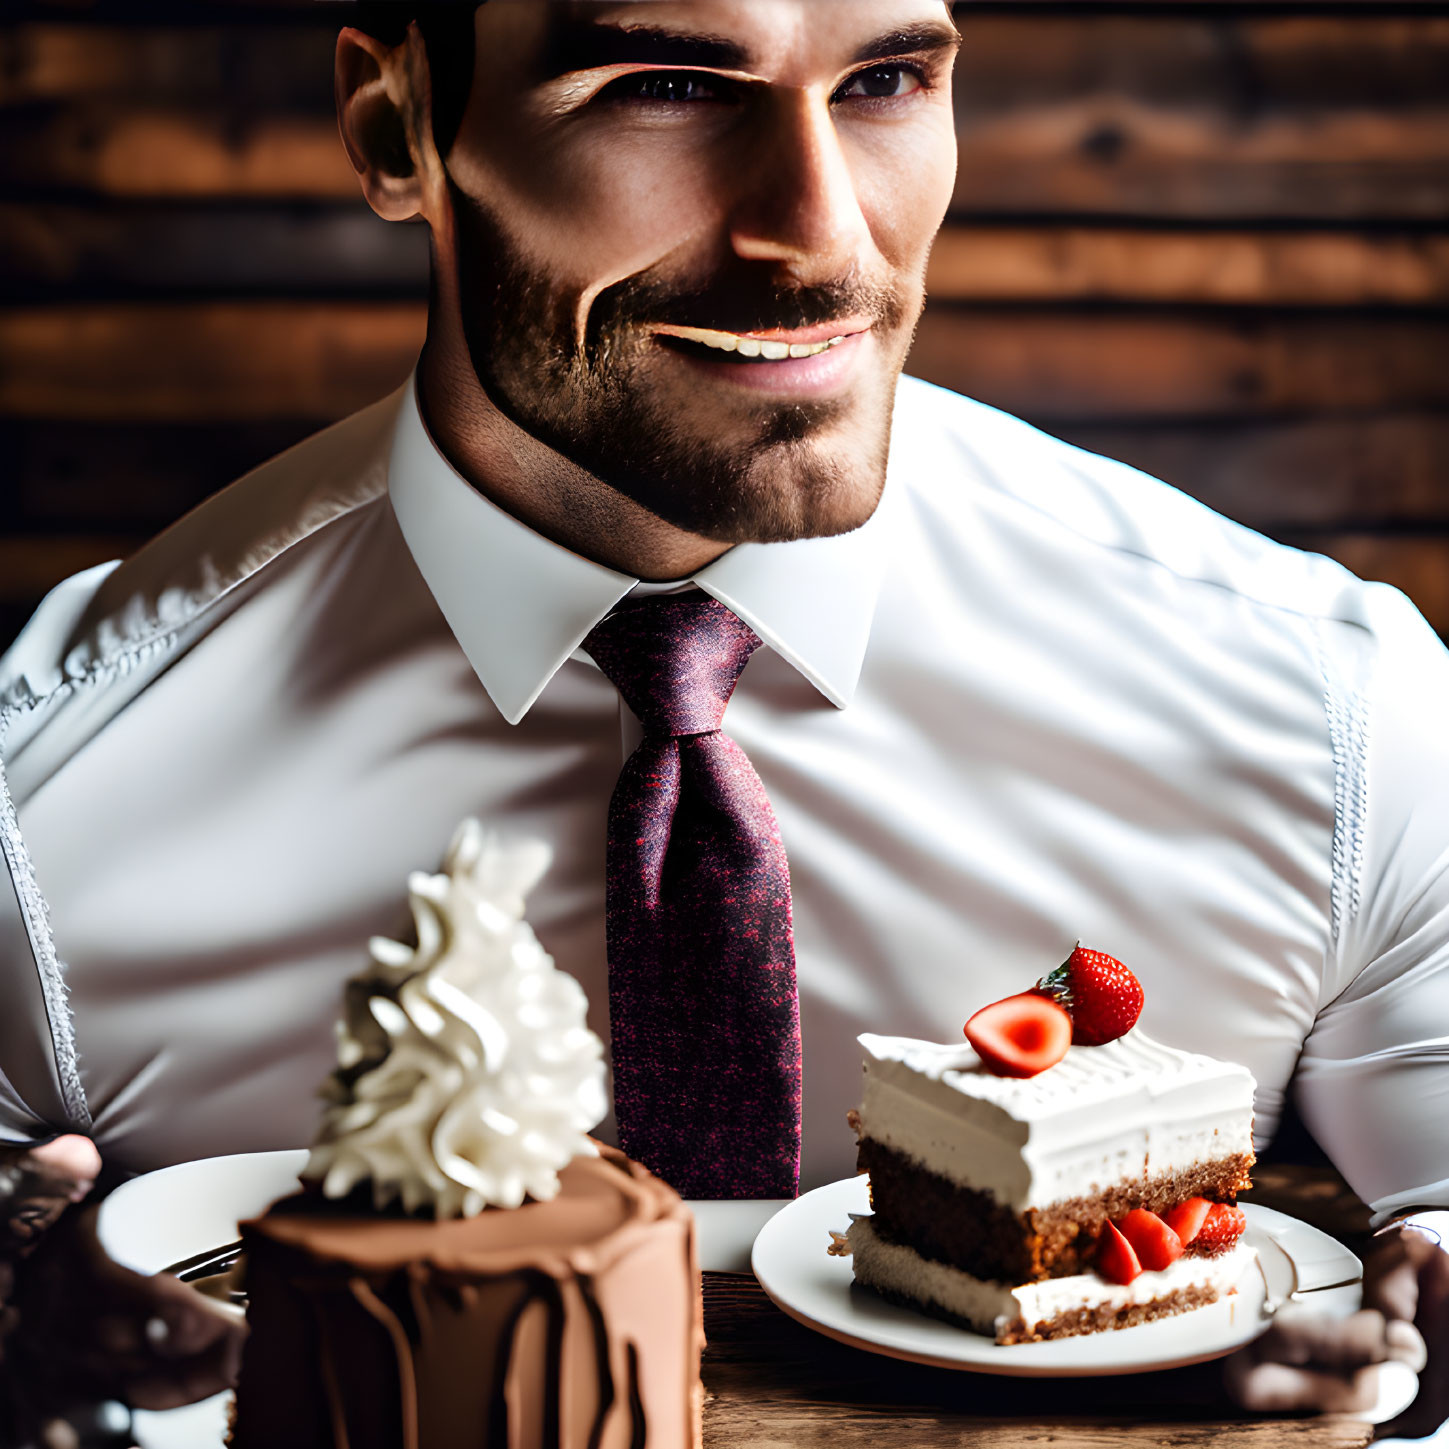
left=1, top=374, right=1446, bottom=1225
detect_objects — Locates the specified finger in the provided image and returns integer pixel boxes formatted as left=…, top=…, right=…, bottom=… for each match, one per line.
left=125, top=1332, right=245, bottom=1411
left=1225, top=1355, right=1383, bottom=1415
left=1362, top=1229, right=1439, bottom=1321
left=143, top=1278, right=246, bottom=1358
left=0, top=1143, right=103, bottom=1255
left=25, top=1137, right=101, bottom=1200
left=1250, top=1308, right=1397, bottom=1371
left=1364, top=1261, right=1419, bottom=1324
left=79, top=1279, right=242, bottom=1382
left=1384, top=1319, right=1428, bottom=1373
left=71, top=1317, right=244, bottom=1409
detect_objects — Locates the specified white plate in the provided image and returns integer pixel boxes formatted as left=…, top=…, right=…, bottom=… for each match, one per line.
left=750, top=1175, right=1362, bottom=1378
left=99, top=1149, right=310, bottom=1277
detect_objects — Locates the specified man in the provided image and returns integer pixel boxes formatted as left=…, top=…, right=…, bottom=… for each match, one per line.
left=0, top=0, right=1444, bottom=1438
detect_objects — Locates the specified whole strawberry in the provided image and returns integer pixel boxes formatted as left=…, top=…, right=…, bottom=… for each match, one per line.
left=1036, top=944, right=1144, bottom=1046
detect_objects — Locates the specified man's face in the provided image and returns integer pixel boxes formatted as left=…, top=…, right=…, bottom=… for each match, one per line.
left=441, top=0, right=959, bottom=547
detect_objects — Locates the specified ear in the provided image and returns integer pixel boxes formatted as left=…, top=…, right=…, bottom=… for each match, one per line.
left=335, top=24, right=441, bottom=222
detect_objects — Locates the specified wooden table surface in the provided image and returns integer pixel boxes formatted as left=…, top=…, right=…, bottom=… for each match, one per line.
left=699, top=1164, right=1379, bottom=1449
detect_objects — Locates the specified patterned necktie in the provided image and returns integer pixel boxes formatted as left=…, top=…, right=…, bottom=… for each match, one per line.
left=583, top=595, right=802, bottom=1198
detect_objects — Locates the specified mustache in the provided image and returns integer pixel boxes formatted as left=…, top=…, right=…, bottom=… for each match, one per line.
left=585, top=271, right=908, bottom=351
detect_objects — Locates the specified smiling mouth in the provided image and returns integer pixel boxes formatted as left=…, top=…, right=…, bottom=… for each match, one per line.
left=652, top=323, right=862, bottom=362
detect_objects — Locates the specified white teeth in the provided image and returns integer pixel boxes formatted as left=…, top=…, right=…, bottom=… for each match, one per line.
left=690, top=328, right=739, bottom=352
left=667, top=327, right=854, bottom=359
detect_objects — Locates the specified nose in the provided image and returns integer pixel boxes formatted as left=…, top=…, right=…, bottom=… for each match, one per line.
left=728, top=87, right=873, bottom=280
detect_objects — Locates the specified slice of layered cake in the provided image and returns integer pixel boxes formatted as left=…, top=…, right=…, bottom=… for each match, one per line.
left=843, top=947, right=1258, bottom=1344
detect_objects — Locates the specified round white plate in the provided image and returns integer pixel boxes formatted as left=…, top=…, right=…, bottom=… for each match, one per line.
left=750, top=1175, right=1362, bottom=1378
left=99, top=1149, right=309, bottom=1277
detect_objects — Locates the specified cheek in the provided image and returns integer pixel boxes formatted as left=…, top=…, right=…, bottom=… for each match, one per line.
left=452, top=123, right=727, bottom=292
left=853, top=115, right=957, bottom=268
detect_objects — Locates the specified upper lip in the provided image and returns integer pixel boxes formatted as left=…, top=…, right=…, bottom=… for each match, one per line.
left=652, top=320, right=873, bottom=346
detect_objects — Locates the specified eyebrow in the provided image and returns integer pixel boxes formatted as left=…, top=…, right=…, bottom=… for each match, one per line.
left=850, top=23, right=963, bottom=66
left=539, top=21, right=750, bottom=79
left=538, top=16, right=962, bottom=83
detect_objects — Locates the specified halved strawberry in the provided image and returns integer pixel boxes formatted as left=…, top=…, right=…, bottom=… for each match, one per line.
left=1035, top=944, right=1144, bottom=1046
left=1117, top=1208, right=1184, bottom=1272
left=1191, top=1203, right=1246, bottom=1255
left=963, top=993, right=1072, bottom=1079
left=1163, top=1197, right=1214, bottom=1246
left=1096, top=1219, right=1142, bottom=1285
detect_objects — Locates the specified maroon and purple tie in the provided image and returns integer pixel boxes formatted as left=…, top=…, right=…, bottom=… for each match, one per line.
left=583, top=595, right=802, bottom=1198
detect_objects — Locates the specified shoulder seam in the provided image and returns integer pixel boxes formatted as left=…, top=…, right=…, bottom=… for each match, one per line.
left=902, top=381, right=1376, bottom=634
left=1077, top=531, right=1377, bottom=636
left=1, top=490, right=390, bottom=718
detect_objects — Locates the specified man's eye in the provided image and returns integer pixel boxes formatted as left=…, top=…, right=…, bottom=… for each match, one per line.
left=606, top=72, right=722, bottom=105
left=835, top=66, right=923, bottom=102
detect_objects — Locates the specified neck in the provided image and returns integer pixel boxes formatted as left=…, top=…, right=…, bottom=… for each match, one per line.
left=415, top=320, right=730, bottom=583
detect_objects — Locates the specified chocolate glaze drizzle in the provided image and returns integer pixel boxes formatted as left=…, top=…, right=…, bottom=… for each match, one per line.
left=229, top=1146, right=703, bottom=1449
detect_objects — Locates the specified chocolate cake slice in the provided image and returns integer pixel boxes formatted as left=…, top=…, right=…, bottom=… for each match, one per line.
left=231, top=1146, right=701, bottom=1448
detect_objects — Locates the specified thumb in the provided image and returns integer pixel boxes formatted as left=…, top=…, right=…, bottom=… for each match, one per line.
left=0, top=1136, right=103, bottom=1255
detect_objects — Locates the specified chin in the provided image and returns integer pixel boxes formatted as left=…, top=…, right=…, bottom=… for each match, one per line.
left=618, top=383, right=898, bottom=546
left=710, top=471, right=884, bottom=545
left=627, top=427, right=890, bottom=546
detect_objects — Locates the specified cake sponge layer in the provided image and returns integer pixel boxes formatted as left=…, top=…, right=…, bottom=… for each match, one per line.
left=857, top=1137, right=1253, bottom=1283
left=847, top=1215, right=1257, bottom=1345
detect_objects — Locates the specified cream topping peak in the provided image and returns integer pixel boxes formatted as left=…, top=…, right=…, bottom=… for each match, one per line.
left=305, top=821, right=607, bottom=1217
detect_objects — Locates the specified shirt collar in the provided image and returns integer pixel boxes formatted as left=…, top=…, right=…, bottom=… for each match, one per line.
left=388, top=375, right=891, bottom=725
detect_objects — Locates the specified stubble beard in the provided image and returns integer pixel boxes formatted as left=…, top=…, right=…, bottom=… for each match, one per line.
left=449, top=187, right=916, bottom=545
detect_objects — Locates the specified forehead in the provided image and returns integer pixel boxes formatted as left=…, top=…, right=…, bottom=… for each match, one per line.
left=478, top=0, right=957, bottom=83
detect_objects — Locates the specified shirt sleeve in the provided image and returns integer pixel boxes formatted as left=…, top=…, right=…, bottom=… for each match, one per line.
left=1294, top=585, right=1449, bottom=1226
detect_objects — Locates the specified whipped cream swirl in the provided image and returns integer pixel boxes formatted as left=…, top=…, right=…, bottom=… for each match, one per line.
left=305, top=821, right=607, bottom=1217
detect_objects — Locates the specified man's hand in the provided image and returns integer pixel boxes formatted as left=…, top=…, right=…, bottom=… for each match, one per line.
left=0, top=1137, right=100, bottom=1257
left=1224, top=1223, right=1447, bottom=1434
left=0, top=1137, right=245, bottom=1445
left=1364, top=1225, right=1449, bottom=1437
left=8, top=1206, right=245, bottom=1414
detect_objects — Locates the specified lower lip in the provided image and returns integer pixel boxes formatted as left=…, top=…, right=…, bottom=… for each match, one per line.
left=657, top=329, right=870, bottom=397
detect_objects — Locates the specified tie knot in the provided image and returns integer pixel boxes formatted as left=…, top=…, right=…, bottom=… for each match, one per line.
left=584, top=596, right=763, bottom=737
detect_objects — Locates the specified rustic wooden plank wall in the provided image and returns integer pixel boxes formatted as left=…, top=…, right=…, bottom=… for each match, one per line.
left=2, top=1, right=1447, bottom=649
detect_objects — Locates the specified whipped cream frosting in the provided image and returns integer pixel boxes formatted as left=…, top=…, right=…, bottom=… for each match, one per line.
left=857, top=1030, right=1255, bottom=1211
left=305, top=821, right=607, bottom=1217
left=847, top=1215, right=1257, bottom=1336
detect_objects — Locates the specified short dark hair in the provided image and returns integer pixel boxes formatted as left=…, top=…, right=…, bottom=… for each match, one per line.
left=350, top=3, right=483, bottom=157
